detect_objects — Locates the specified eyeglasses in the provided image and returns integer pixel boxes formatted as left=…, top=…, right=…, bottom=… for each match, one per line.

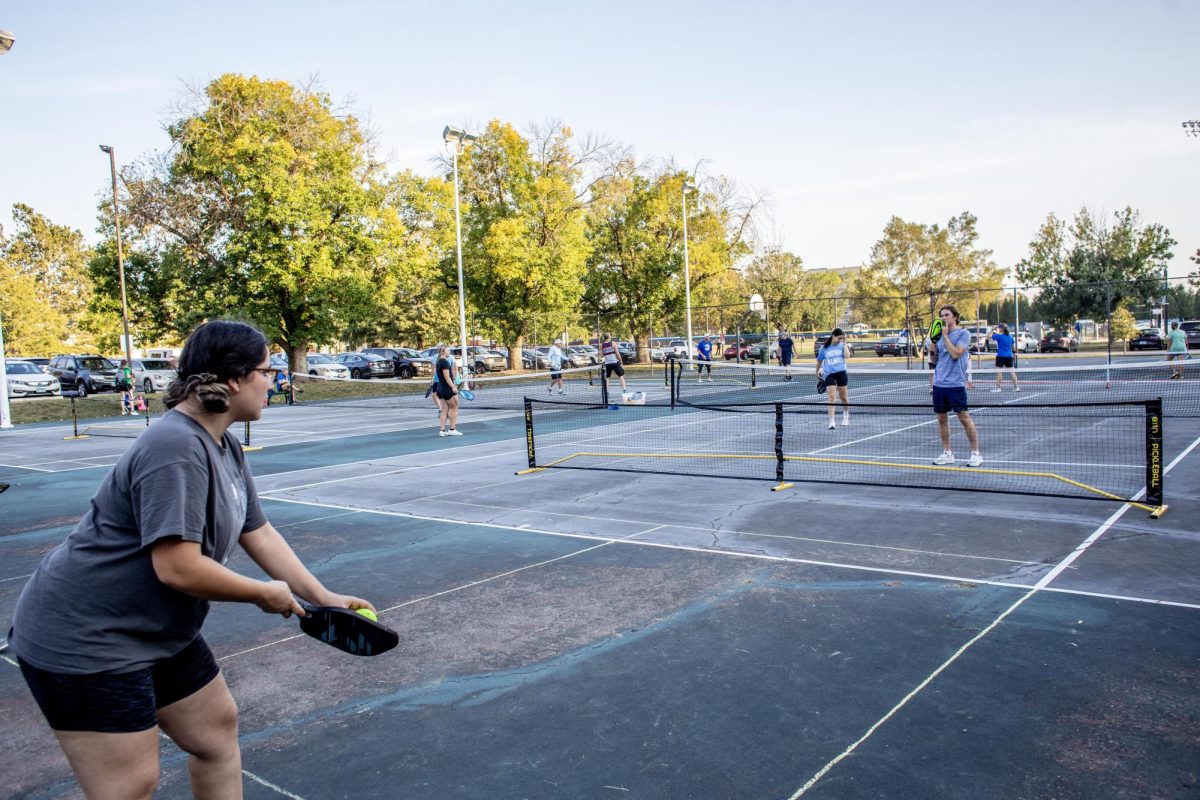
left=250, top=368, right=278, bottom=379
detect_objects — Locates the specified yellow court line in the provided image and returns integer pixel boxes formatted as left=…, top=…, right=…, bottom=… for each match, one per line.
left=540, top=450, right=1154, bottom=512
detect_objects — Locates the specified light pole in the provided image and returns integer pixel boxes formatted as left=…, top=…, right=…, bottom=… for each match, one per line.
left=443, top=125, right=477, bottom=382
left=99, top=145, right=134, bottom=368
left=0, top=312, right=12, bottom=429
left=681, top=180, right=696, bottom=356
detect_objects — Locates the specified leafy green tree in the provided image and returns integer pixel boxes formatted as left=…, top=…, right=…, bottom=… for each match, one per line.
left=1109, top=306, right=1139, bottom=349
left=457, top=121, right=593, bottom=369
left=0, top=266, right=66, bottom=355
left=852, top=212, right=1004, bottom=339
left=1016, top=207, right=1175, bottom=327
left=102, top=74, right=406, bottom=372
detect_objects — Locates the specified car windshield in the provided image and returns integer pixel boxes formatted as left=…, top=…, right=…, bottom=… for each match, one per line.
left=78, top=357, right=116, bottom=370
left=1180, top=322, right=1199, bottom=331
left=6, top=362, right=41, bottom=374
left=139, top=360, right=172, bottom=370
left=308, top=354, right=333, bottom=364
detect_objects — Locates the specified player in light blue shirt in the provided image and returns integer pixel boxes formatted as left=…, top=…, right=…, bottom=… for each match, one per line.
left=931, top=306, right=981, bottom=466
left=989, top=324, right=1020, bottom=392
left=816, top=327, right=851, bottom=429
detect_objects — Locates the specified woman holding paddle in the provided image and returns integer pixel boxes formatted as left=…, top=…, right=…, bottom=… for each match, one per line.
left=7, top=319, right=375, bottom=800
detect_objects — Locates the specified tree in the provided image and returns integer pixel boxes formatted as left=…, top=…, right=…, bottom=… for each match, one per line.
left=103, top=74, right=406, bottom=372
left=1016, top=207, right=1175, bottom=327
left=0, top=266, right=66, bottom=355
left=1109, top=306, right=1139, bottom=350
left=852, top=213, right=1004, bottom=339
left=457, top=121, right=595, bottom=369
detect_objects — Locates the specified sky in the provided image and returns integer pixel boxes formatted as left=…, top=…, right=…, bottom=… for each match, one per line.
left=1, top=0, right=1197, bottom=279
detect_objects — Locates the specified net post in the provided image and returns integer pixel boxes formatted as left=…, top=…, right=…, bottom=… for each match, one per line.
left=600, top=364, right=610, bottom=407
left=1145, top=397, right=1167, bottom=517
left=63, top=395, right=88, bottom=440
left=670, top=357, right=677, bottom=409
left=751, top=365, right=757, bottom=388
left=242, top=419, right=262, bottom=452
left=771, top=402, right=794, bottom=491
left=515, top=398, right=545, bottom=474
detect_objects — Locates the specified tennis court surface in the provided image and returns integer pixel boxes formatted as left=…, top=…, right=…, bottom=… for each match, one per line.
left=2, top=366, right=1198, bottom=799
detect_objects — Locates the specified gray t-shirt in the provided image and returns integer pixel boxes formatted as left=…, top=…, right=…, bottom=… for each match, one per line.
left=933, top=327, right=971, bottom=388
left=10, top=410, right=267, bottom=673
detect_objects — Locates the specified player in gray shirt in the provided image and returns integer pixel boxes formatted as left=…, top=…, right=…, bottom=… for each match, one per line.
left=8, top=320, right=377, bottom=799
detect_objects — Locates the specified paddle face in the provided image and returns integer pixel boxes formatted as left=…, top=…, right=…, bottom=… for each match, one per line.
left=459, top=388, right=475, bottom=401
left=298, top=603, right=399, bottom=656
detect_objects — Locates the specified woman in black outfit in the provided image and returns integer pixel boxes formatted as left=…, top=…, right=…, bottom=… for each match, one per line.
left=435, top=344, right=461, bottom=436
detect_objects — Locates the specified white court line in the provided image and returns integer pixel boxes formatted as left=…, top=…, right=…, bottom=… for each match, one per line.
left=0, top=572, right=34, bottom=583
left=786, top=428, right=1200, bottom=798
left=242, top=771, right=307, bottom=799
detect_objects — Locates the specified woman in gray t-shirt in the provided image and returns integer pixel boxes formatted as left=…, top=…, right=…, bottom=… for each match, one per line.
left=9, top=320, right=377, bottom=799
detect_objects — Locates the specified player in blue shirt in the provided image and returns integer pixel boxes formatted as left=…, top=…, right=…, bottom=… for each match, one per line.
left=989, top=324, right=1020, bottom=392
left=816, top=327, right=851, bottom=429
left=695, top=335, right=713, bottom=382
left=778, top=331, right=795, bottom=381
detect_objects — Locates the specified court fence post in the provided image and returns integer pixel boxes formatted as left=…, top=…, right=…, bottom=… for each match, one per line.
left=1145, top=397, right=1167, bottom=517
left=770, top=402, right=794, bottom=491
left=524, top=398, right=537, bottom=469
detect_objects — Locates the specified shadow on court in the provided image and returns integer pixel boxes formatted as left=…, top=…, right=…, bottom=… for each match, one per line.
left=1, top=408, right=1198, bottom=799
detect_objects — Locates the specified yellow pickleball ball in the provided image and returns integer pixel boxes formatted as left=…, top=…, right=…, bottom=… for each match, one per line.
left=355, top=608, right=378, bottom=621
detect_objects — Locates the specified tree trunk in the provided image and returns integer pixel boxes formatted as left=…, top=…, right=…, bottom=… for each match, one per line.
left=508, top=335, right=524, bottom=371
left=282, top=342, right=308, bottom=375
left=635, top=332, right=651, bottom=364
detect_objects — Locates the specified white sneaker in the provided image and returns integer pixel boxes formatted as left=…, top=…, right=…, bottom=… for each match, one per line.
left=933, top=451, right=955, bottom=465
left=967, top=451, right=983, bottom=467
left=438, top=429, right=447, bottom=437
left=446, top=429, right=463, bottom=436
left=131, top=412, right=139, bottom=416
left=558, top=390, right=565, bottom=395
left=990, top=388, right=1002, bottom=393
left=841, top=412, right=849, bottom=427
left=828, top=420, right=836, bottom=430
left=1014, top=386, right=1021, bottom=392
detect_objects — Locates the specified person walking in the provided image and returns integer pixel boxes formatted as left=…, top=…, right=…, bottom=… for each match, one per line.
left=778, top=331, right=795, bottom=381
left=600, top=334, right=627, bottom=392
left=989, top=324, right=1020, bottom=392
left=547, top=339, right=567, bottom=394
left=6, top=320, right=375, bottom=800
left=930, top=305, right=982, bottom=466
left=434, top=344, right=461, bottom=436
left=118, top=359, right=137, bottom=416
left=695, top=335, right=714, bottom=382
left=1167, top=321, right=1187, bottom=379
left=816, top=328, right=851, bottom=429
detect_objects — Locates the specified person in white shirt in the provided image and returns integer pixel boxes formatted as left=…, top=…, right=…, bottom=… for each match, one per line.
left=547, top=339, right=566, bottom=394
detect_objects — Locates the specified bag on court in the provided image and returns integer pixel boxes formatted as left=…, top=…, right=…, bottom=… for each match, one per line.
left=622, top=391, right=646, bottom=405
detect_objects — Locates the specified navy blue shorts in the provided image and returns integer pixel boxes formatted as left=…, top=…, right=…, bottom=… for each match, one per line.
left=932, top=385, right=969, bottom=414
left=17, top=635, right=220, bottom=733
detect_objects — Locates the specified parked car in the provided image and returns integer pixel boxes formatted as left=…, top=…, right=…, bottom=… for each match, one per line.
left=334, top=352, right=395, bottom=379
left=874, top=336, right=918, bottom=357
left=812, top=339, right=856, bottom=357
left=4, top=360, right=61, bottom=397
left=565, top=346, right=595, bottom=367
left=1013, top=332, right=1038, bottom=353
left=1038, top=331, right=1078, bottom=353
left=1128, top=328, right=1166, bottom=351
left=522, top=348, right=551, bottom=369
left=131, top=358, right=176, bottom=394
left=723, top=340, right=750, bottom=360
left=269, top=354, right=289, bottom=370
left=848, top=323, right=871, bottom=336
left=12, top=356, right=51, bottom=373
left=454, top=346, right=508, bottom=373
left=968, top=328, right=992, bottom=353
left=573, top=345, right=601, bottom=364
left=361, top=347, right=433, bottom=379
left=616, top=341, right=637, bottom=364
left=47, top=354, right=119, bottom=397
left=305, top=353, right=351, bottom=378
left=747, top=342, right=779, bottom=361
left=1180, top=320, right=1200, bottom=349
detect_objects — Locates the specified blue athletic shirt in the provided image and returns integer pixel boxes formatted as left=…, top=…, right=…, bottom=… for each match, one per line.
left=696, top=340, right=713, bottom=360
left=933, top=328, right=971, bottom=387
left=991, top=332, right=1014, bottom=358
left=778, top=337, right=794, bottom=357
left=817, top=342, right=847, bottom=374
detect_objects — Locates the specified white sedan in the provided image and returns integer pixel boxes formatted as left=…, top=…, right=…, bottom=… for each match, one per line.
left=132, top=358, right=177, bottom=393
left=4, top=360, right=61, bottom=397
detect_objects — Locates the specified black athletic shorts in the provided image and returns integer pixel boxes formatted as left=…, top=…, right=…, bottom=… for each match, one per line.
left=604, top=362, right=625, bottom=378
left=994, top=356, right=1014, bottom=368
left=435, top=382, right=456, bottom=401
left=17, top=635, right=220, bottom=733
left=822, top=370, right=848, bottom=387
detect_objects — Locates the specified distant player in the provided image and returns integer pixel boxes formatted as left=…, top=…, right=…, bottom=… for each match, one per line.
left=778, top=331, right=795, bottom=381
left=989, top=324, right=1020, bottom=392
left=816, top=328, right=851, bottom=429
left=1167, top=321, right=1187, bottom=379
left=600, top=333, right=627, bottom=391
left=547, top=339, right=566, bottom=394
left=930, top=306, right=982, bottom=466
left=695, top=335, right=713, bottom=382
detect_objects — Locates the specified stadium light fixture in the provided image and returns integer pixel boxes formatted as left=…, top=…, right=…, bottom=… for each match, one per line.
left=681, top=180, right=697, bottom=354
left=1183, top=120, right=1200, bottom=138
left=99, top=145, right=135, bottom=369
left=0, top=30, right=14, bottom=54
left=443, top=125, right=478, bottom=379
